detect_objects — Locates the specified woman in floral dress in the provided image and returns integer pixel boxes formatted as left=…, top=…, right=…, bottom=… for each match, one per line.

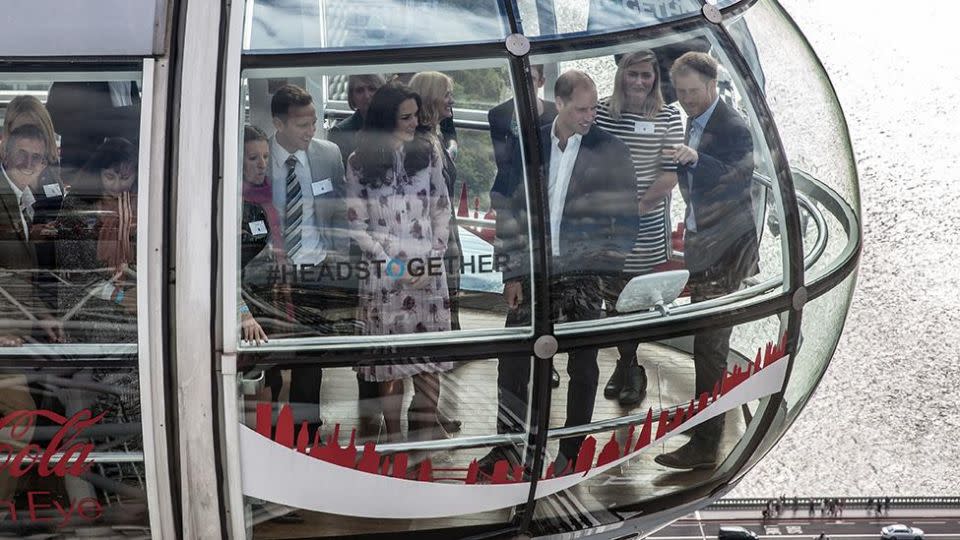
left=345, top=83, right=453, bottom=441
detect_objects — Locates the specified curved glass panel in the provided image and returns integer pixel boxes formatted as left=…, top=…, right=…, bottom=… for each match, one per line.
left=0, top=365, right=149, bottom=535
left=533, top=313, right=786, bottom=531
left=520, top=0, right=706, bottom=39
left=725, top=0, right=861, bottom=285
left=527, top=24, right=789, bottom=335
left=235, top=59, right=535, bottom=347
left=727, top=271, right=855, bottom=493
left=237, top=357, right=536, bottom=536
left=243, top=0, right=507, bottom=51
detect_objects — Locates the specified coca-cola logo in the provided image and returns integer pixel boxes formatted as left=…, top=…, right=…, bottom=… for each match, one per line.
left=0, top=409, right=107, bottom=478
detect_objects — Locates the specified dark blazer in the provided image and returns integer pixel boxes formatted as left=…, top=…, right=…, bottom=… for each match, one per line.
left=498, top=123, right=638, bottom=281
left=488, top=98, right=558, bottom=205
left=0, top=173, right=44, bottom=334
left=328, top=111, right=363, bottom=168
left=678, top=99, right=759, bottom=281
left=46, top=81, right=141, bottom=173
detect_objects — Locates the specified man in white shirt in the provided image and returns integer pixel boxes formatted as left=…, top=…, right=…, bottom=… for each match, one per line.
left=0, top=124, right=64, bottom=346
left=485, top=70, right=637, bottom=475
left=257, top=85, right=351, bottom=437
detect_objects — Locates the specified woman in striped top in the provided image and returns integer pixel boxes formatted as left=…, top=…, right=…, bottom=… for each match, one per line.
left=596, top=50, right=684, bottom=406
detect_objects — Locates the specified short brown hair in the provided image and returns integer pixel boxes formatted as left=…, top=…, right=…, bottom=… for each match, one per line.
left=554, top=70, right=596, bottom=102
left=244, top=124, right=268, bottom=144
left=271, top=84, right=313, bottom=120
left=670, top=51, right=718, bottom=83
left=3, top=95, right=59, bottom=165
left=347, top=74, right=386, bottom=110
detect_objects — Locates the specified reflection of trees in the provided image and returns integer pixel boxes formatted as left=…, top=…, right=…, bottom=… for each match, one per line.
left=455, top=130, right=497, bottom=212
left=449, top=68, right=510, bottom=111
left=446, top=68, right=509, bottom=213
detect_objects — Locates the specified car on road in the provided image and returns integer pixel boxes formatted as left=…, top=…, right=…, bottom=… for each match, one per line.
left=718, top=526, right=759, bottom=540
left=881, top=524, right=924, bottom=540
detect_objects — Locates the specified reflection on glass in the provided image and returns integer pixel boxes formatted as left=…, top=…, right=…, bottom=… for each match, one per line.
left=535, top=30, right=785, bottom=332
left=246, top=0, right=506, bottom=51
left=521, top=0, right=703, bottom=38
left=0, top=366, right=148, bottom=535
left=238, top=61, right=529, bottom=344
left=729, top=0, right=859, bottom=209
left=538, top=314, right=786, bottom=531
left=238, top=359, right=531, bottom=536
left=0, top=76, right=141, bottom=347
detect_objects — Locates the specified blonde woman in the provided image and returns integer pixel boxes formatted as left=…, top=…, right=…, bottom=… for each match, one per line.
left=2, top=95, right=64, bottom=221
left=596, top=50, right=684, bottom=406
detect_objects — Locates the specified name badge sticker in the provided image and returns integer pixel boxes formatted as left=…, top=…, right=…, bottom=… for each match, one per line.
left=43, top=183, right=63, bottom=198
left=634, top=121, right=655, bottom=135
left=248, top=220, right=268, bottom=235
left=312, top=178, right=334, bottom=196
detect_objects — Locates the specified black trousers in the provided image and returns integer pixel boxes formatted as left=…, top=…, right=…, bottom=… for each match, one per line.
left=685, top=230, right=759, bottom=446
left=497, top=274, right=603, bottom=460
left=266, top=274, right=360, bottom=427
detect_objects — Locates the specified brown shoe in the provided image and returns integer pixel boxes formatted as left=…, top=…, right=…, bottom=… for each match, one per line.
left=654, top=437, right=719, bottom=470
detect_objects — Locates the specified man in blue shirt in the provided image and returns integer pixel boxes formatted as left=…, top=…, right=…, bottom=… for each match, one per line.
left=656, top=52, right=759, bottom=470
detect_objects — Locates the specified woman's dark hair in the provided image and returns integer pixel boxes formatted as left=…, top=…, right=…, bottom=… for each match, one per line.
left=244, top=124, right=268, bottom=144
left=352, top=83, right=433, bottom=187
left=72, top=138, right=138, bottom=197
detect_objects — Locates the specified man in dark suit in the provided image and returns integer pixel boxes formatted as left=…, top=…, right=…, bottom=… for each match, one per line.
left=251, top=84, right=352, bottom=437
left=488, top=64, right=559, bottom=208
left=328, top=74, right=385, bottom=167
left=488, top=64, right=561, bottom=389
left=46, top=81, right=141, bottom=181
left=655, top=52, right=759, bottom=470
left=482, top=70, right=638, bottom=473
left=0, top=125, right=64, bottom=345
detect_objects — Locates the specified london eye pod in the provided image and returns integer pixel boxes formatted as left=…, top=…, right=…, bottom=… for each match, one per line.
left=0, top=0, right=859, bottom=538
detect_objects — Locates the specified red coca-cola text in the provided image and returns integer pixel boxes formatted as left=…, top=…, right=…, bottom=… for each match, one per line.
left=0, top=409, right=107, bottom=478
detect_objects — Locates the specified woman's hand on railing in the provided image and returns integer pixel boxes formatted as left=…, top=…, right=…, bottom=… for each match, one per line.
left=241, top=313, right=268, bottom=345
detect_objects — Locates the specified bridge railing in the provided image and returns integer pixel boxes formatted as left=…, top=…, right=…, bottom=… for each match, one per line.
left=710, top=497, right=960, bottom=509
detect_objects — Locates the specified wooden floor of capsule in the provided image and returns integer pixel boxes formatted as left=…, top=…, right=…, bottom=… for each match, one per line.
left=245, top=317, right=757, bottom=538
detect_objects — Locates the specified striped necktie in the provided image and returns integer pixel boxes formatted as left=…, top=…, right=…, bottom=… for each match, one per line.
left=284, top=154, right=303, bottom=259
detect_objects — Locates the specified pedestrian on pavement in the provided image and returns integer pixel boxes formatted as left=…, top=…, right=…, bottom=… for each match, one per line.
left=808, top=500, right=815, bottom=516
left=884, top=497, right=890, bottom=514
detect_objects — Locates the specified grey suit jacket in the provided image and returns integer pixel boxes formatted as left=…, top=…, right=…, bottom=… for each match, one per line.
left=268, top=136, right=350, bottom=264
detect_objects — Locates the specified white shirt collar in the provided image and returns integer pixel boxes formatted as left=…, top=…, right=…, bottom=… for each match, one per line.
left=692, top=96, right=721, bottom=131
left=1, top=164, right=25, bottom=203
left=270, top=137, right=308, bottom=166
left=551, top=119, right=583, bottom=149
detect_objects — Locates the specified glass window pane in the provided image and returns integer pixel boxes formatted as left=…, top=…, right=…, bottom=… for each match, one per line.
left=244, top=0, right=508, bottom=51
left=0, top=365, right=149, bottom=535
left=237, top=357, right=537, bottom=536
left=534, top=313, right=786, bottom=531
left=520, top=0, right=706, bottom=39
left=236, top=60, right=536, bottom=347
left=527, top=25, right=788, bottom=334
left=728, top=273, right=854, bottom=494
left=0, top=72, right=142, bottom=346
left=726, top=0, right=861, bottom=286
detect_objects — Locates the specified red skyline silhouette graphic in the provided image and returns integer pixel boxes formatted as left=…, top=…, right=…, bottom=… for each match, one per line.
left=253, top=334, right=788, bottom=484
